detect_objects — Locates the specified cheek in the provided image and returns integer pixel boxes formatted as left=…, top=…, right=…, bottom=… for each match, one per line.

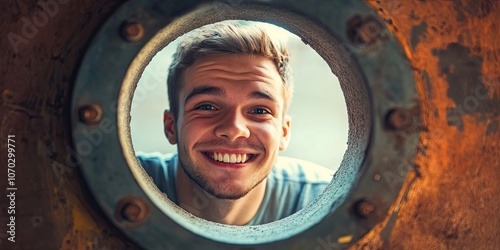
left=251, top=122, right=282, bottom=145
left=178, top=123, right=198, bottom=143
left=179, top=119, right=213, bottom=143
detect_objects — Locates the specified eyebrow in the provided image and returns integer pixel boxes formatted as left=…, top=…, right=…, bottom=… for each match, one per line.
left=248, top=90, right=278, bottom=104
left=184, top=86, right=226, bottom=105
left=183, top=86, right=279, bottom=107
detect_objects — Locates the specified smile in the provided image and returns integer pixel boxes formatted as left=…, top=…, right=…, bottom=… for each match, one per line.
left=207, top=152, right=254, bottom=164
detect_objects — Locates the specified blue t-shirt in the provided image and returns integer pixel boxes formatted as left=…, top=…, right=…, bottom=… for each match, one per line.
left=137, top=152, right=333, bottom=225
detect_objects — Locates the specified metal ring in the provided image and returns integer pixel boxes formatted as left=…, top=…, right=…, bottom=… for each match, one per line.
left=71, top=0, right=420, bottom=248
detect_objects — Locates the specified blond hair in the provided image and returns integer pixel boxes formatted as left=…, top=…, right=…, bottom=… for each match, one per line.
left=167, top=20, right=293, bottom=118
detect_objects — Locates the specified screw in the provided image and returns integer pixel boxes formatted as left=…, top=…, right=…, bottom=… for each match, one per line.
left=355, top=200, right=376, bottom=218
left=387, top=108, right=412, bottom=130
left=373, top=174, right=381, bottom=181
left=121, top=21, right=144, bottom=42
left=121, top=203, right=142, bottom=223
left=347, top=16, right=383, bottom=46
left=357, top=21, right=381, bottom=44
left=78, top=104, right=103, bottom=125
left=117, top=197, right=148, bottom=224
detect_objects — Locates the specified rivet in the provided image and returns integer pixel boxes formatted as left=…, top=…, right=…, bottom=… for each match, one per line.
left=122, top=203, right=142, bottom=223
left=373, top=173, right=381, bottom=181
left=121, top=21, right=144, bottom=42
left=347, top=16, right=382, bottom=46
left=355, top=200, right=376, bottom=218
left=78, top=104, right=103, bottom=125
left=387, top=108, right=412, bottom=130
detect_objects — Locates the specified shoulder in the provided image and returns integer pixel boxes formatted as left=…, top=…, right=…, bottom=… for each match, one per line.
left=135, top=151, right=177, bottom=178
left=249, top=156, right=332, bottom=224
left=269, top=156, right=333, bottom=185
left=136, top=152, right=176, bottom=166
left=135, top=152, right=178, bottom=201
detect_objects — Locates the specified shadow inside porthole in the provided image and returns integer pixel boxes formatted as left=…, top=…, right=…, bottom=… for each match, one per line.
left=129, top=20, right=348, bottom=227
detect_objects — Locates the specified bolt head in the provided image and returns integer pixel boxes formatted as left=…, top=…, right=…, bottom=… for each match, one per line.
left=355, top=200, right=376, bottom=218
left=387, top=108, right=412, bottom=130
left=122, top=203, right=142, bottom=223
left=358, top=20, right=381, bottom=44
left=79, top=104, right=102, bottom=125
left=116, top=197, right=148, bottom=224
left=347, top=16, right=382, bottom=46
left=121, top=21, right=144, bottom=42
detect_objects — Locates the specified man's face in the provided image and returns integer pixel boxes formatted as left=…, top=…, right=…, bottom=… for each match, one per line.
left=164, top=54, right=291, bottom=200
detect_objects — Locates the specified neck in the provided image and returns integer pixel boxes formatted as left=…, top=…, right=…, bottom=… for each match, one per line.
left=175, top=166, right=266, bottom=225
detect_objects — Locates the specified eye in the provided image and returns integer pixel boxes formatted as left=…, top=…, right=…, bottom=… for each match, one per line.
left=195, top=104, right=217, bottom=111
left=249, top=108, right=271, bottom=115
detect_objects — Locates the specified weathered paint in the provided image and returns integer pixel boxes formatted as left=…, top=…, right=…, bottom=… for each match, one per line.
left=0, top=0, right=498, bottom=249
left=410, top=21, right=427, bottom=50
left=354, top=0, right=500, bottom=249
left=0, top=0, right=137, bottom=249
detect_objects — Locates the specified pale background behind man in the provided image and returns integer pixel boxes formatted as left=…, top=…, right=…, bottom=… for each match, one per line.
left=130, top=22, right=348, bottom=172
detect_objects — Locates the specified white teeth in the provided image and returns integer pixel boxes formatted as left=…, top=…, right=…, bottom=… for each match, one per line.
left=211, top=152, right=249, bottom=163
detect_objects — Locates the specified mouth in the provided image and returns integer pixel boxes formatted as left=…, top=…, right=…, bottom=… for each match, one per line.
left=203, top=152, right=256, bottom=164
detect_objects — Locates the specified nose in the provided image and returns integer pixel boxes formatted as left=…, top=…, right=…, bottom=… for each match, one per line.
left=214, top=109, right=250, bottom=141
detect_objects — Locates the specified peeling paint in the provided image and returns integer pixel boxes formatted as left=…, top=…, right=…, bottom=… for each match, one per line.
left=446, top=107, right=464, bottom=131
left=362, top=0, right=500, bottom=248
left=433, top=43, right=483, bottom=110
left=410, top=22, right=427, bottom=50
left=453, top=0, right=494, bottom=19
left=433, top=42, right=499, bottom=131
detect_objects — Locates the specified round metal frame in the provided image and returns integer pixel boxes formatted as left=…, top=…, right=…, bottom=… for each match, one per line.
left=71, top=0, right=420, bottom=249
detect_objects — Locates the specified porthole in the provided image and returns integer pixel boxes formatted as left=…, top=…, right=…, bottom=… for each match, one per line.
left=130, top=21, right=347, bottom=177
left=71, top=0, right=420, bottom=249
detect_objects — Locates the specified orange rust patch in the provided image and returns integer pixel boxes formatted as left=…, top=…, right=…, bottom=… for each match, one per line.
left=362, top=0, right=500, bottom=248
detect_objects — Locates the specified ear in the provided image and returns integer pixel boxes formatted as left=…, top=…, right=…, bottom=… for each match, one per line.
left=163, top=110, right=177, bottom=144
left=279, top=115, right=291, bottom=151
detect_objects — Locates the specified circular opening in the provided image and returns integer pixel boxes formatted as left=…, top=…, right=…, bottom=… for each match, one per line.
left=118, top=3, right=370, bottom=245
left=73, top=1, right=420, bottom=248
left=130, top=22, right=348, bottom=173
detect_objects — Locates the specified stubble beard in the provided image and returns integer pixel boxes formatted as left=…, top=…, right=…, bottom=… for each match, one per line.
left=177, top=144, right=268, bottom=200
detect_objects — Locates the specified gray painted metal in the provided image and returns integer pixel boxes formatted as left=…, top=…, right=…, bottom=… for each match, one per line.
left=71, top=0, right=420, bottom=249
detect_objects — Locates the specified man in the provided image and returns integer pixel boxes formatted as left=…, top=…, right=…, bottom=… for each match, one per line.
left=138, top=20, right=332, bottom=226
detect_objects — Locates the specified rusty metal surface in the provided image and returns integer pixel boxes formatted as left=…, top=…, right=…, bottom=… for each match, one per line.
left=351, top=0, right=500, bottom=249
left=71, top=0, right=419, bottom=248
left=0, top=1, right=137, bottom=249
left=0, top=0, right=499, bottom=249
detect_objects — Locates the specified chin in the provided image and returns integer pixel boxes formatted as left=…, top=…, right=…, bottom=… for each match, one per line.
left=198, top=185, right=247, bottom=200
left=210, top=192, right=247, bottom=200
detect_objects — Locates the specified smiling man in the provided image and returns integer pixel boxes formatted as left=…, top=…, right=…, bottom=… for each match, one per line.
left=137, top=21, right=332, bottom=225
